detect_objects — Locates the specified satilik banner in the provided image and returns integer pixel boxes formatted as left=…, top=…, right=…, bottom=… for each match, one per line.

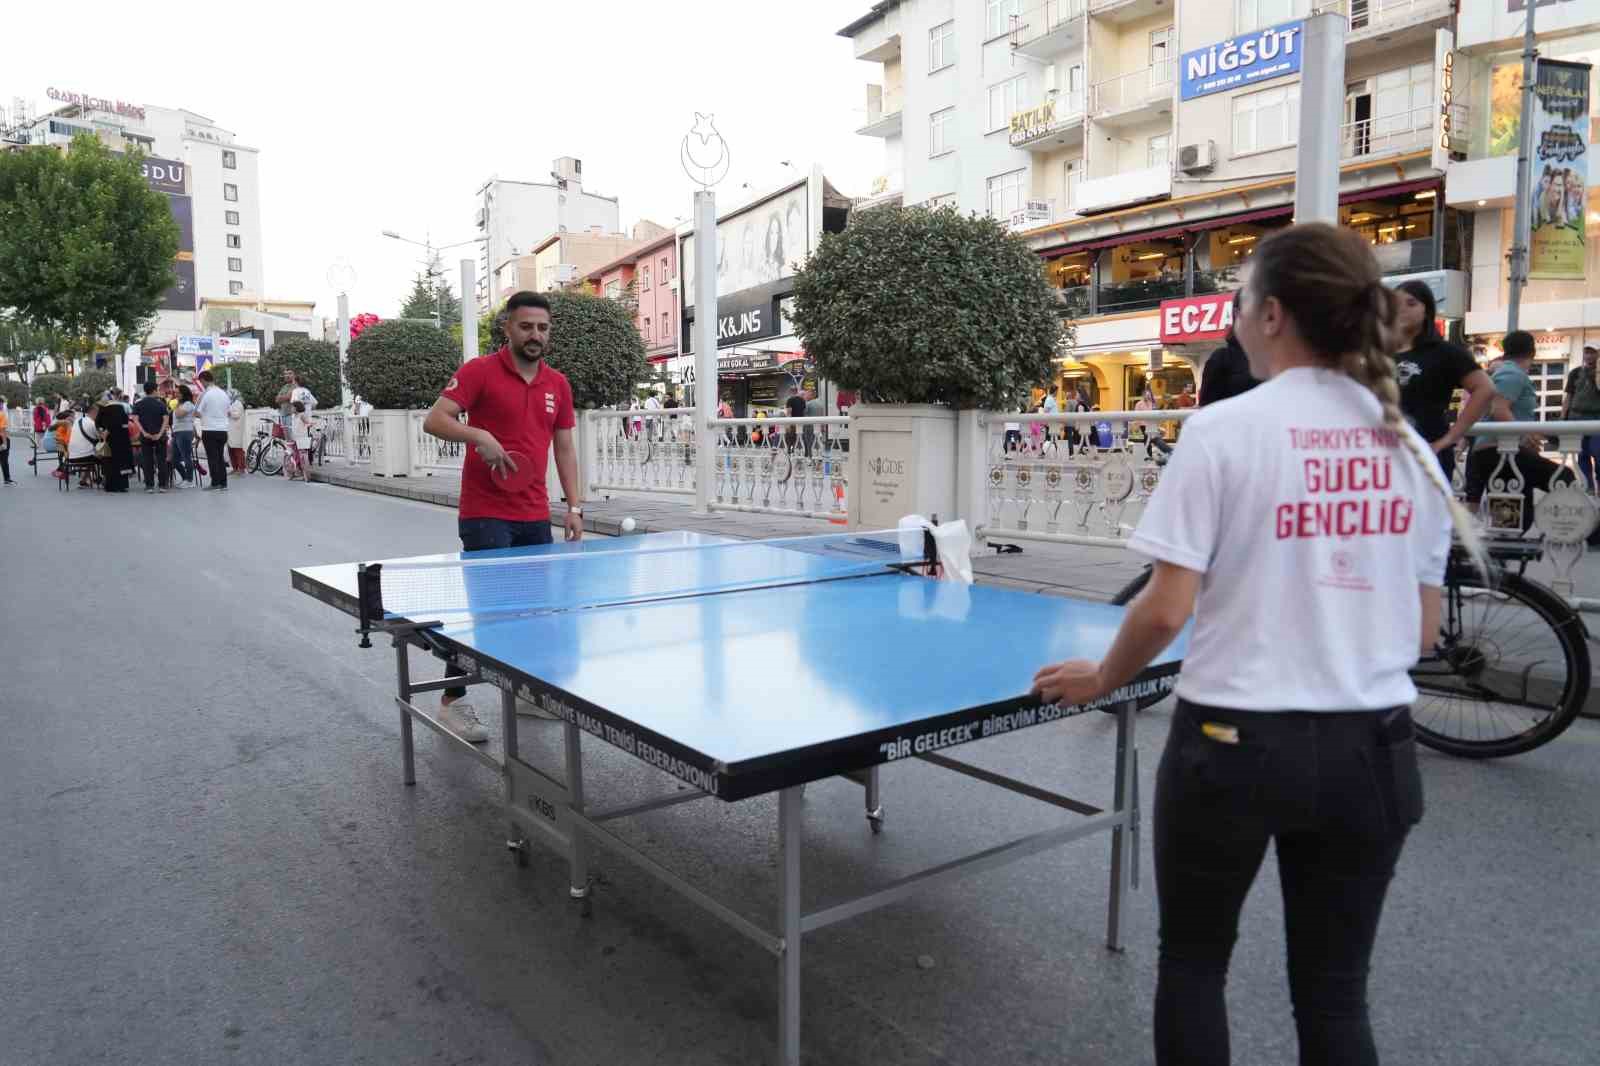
left=1527, top=58, right=1590, bottom=280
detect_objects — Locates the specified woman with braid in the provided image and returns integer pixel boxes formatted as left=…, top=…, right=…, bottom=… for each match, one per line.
left=1033, top=223, right=1484, bottom=1066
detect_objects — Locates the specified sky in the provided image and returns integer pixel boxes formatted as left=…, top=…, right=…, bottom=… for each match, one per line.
left=6, top=0, right=884, bottom=322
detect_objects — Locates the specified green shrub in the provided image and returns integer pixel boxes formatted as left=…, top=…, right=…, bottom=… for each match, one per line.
left=543, top=289, right=650, bottom=410
left=1, top=379, right=28, bottom=409
left=257, top=338, right=341, bottom=409
left=344, top=320, right=458, bottom=409
left=31, top=369, right=116, bottom=407
left=790, top=206, right=1066, bottom=409
left=208, top=361, right=260, bottom=404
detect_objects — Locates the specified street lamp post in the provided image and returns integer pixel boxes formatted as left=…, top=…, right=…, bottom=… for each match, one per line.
left=381, top=230, right=483, bottom=329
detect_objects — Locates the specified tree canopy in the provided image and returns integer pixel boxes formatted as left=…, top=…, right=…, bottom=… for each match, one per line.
left=344, top=320, right=458, bottom=409
left=255, top=338, right=341, bottom=410
left=0, top=136, right=179, bottom=365
left=398, top=256, right=462, bottom=327
left=543, top=289, right=650, bottom=410
left=789, top=206, right=1066, bottom=410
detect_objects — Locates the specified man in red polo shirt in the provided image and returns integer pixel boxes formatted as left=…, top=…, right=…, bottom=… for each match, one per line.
left=422, top=289, right=584, bottom=742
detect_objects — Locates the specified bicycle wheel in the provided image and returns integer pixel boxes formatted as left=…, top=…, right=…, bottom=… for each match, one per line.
left=246, top=438, right=266, bottom=472
left=1412, top=569, right=1589, bottom=758
left=258, top=439, right=287, bottom=477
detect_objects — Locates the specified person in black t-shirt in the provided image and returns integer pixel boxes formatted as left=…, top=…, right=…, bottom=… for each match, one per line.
left=1199, top=292, right=1260, bottom=406
left=131, top=380, right=172, bottom=493
left=784, top=389, right=807, bottom=451
left=1392, top=279, right=1494, bottom=480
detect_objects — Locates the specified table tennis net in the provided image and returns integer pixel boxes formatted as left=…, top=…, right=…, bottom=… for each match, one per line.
left=359, top=530, right=930, bottom=625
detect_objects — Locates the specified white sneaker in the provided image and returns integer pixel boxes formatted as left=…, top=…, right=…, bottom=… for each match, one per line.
left=437, top=700, right=490, bottom=744
left=516, top=695, right=561, bottom=720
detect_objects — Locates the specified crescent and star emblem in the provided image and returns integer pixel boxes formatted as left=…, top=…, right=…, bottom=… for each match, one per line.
left=681, top=112, right=731, bottom=189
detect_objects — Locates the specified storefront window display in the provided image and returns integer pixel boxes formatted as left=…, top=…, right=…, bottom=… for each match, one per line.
left=1124, top=363, right=1196, bottom=408
left=1045, top=251, right=1094, bottom=318
left=1193, top=221, right=1285, bottom=295
left=1341, top=190, right=1439, bottom=275
left=1096, top=237, right=1186, bottom=315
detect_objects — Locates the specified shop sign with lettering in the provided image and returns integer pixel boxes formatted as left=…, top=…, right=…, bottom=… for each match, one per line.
left=1159, top=292, right=1236, bottom=345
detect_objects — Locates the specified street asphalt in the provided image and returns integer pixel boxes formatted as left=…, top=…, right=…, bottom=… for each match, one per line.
left=1, top=468, right=1596, bottom=1065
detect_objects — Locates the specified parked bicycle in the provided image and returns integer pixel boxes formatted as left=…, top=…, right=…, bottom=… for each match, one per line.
left=246, top=416, right=321, bottom=479
left=1109, top=536, right=1590, bottom=758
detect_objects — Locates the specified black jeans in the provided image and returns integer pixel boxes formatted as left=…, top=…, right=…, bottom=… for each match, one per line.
left=443, top=518, right=554, bottom=700
left=1463, top=446, right=1563, bottom=531
left=201, top=430, right=228, bottom=488
left=1154, top=700, right=1422, bottom=1066
left=0, top=443, right=11, bottom=483
left=139, top=436, right=170, bottom=488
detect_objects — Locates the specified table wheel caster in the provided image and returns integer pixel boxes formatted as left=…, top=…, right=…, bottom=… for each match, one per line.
left=867, top=808, right=885, bottom=834
left=507, top=838, right=529, bottom=868
left=571, top=886, right=593, bottom=918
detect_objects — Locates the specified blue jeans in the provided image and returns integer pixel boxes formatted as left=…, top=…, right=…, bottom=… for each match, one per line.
left=443, top=518, right=553, bottom=699
left=172, top=430, right=194, bottom=483
left=1577, top=435, right=1600, bottom=493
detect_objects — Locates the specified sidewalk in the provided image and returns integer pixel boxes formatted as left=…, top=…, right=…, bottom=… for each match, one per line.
left=308, top=465, right=1149, bottom=601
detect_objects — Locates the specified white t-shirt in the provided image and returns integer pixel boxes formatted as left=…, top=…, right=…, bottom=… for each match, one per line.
left=195, top=385, right=232, bottom=431
left=68, top=416, right=100, bottom=460
left=1128, top=367, right=1451, bottom=712
left=291, top=385, right=317, bottom=414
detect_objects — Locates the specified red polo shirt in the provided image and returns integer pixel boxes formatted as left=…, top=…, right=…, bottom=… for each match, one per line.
left=441, top=347, right=575, bottom=522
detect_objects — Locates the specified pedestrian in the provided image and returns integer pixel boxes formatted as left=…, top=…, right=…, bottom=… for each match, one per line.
left=1174, top=382, right=1197, bottom=408
left=226, top=389, right=248, bottom=473
left=643, top=390, right=662, bottom=441
left=1198, top=292, right=1261, bottom=406
left=1003, top=410, right=1022, bottom=453
left=67, top=405, right=102, bottom=487
left=1392, top=279, right=1494, bottom=482
left=784, top=387, right=807, bottom=452
left=0, top=407, right=13, bottom=485
left=93, top=392, right=132, bottom=493
left=274, top=369, right=298, bottom=441
left=1463, top=330, right=1566, bottom=532
left=170, top=384, right=197, bottom=488
left=49, top=406, right=73, bottom=480
left=1032, top=222, right=1476, bottom=1066
left=1561, top=345, right=1600, bottom=491
left=290, top=400, right=313, bottom=479
left=194, top=370, right=233, bottom=491
left=131, top=381, right=171, bottom=493
left=421, top=290, right=583, bottom=742
left=801, top=386, right=822, bottom=455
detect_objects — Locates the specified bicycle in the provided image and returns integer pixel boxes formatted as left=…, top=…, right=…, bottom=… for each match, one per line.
left=1108, top=538, right=1591, bottom=758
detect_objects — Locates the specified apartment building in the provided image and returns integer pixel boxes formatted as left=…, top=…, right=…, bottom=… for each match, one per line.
left=475, top=157, right=621, bottom=310
left=586, top=231, right=681, bottom=365
left=841, top=0, right=1484, bottom=409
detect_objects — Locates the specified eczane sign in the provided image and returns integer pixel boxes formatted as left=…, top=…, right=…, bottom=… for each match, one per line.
left=1159, top=293, right=1235, bottom=345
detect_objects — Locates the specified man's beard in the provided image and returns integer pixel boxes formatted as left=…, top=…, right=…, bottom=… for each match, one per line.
left=512, top=340, right=544, bottom=363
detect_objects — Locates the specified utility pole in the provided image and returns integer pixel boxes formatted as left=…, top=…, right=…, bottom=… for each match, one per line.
left=1506, top=1, right=1538, bottom=332
left=1293, top=13, right=1346, bottom=225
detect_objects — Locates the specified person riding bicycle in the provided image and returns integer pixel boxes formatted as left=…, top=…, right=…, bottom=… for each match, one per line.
left=1032, top=223, right=1484, bottom=1066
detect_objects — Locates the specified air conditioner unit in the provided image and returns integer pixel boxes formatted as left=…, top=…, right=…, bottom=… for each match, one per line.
left=1178, top=141, right=1216, bottom=173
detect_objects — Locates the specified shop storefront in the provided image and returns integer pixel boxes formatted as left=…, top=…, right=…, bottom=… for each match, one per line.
left=711, top=347, right=816, bottom=420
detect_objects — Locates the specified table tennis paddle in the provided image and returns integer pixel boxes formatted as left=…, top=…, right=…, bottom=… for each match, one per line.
left=489, top=449, right=535, bottom=491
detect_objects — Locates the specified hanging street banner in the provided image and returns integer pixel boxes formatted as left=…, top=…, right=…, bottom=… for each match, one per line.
left=1528, top=59, right=1590, bottom=280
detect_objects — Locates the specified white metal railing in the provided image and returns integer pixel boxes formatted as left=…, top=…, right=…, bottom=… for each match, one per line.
left=1090, top=60, right=1175, bottom=114
left=318, top=411, right=371, bottom=464
left=585, top=408, right=851, bottom=521
left=1009, top=0, right=1088, bottom=51
left=1340, top=107, right=1438, bottom=161
left=409, top=409, right=465, bottom=474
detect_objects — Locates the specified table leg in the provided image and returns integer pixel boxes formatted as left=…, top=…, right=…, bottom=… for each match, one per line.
left=503, top=688, right=528, bottom=867
left=564, top=720, right=592, bottom=914
left=776, top=785, right=802, bottom=1066
left=395, top=639, right=415, bottom=786
left=865, top=765, right=884, bottom=833
left=1105, top=698, right=1138, bottom=951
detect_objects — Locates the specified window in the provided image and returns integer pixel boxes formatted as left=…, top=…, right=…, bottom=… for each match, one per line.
left=929, top=107, right=955, bottom=156
left=222, top=150, right=237, bottom=169
left=227, top=257, right=243, bottom=272
left=1236, top=0, right=1310, bottom=33
left=661, top=312, right=670, bottom=339
left=642, top=265, right=651, bottom=290
left=929, top=20, right=955, bottom=72
left=985, top=0, right=1020, bottom=40
left=986, top=169, right=1027, bottom=219
left=987, top=74, right=1028, bottom=133
left=226, top=233, right=242, bottom=249
left=643, top=317, right=652, bottom=342
left=1063, top=159, right=1081, bottom=211
left=1148, top=134, right=1171, bottom=169
left=1149, top=26, right=1175, bottom=80
left=225, top=210, right=240, bottom=225
left=223, top=183, right=238, bottom=202
left=661, top=256, right=671, bottom=280
left=229, top=281, right=244, bottom=295
left=927, top=193, right=959, bottom=210
left=1373, top=62, right=1433, bottom=136
left=605, top=279, right=621, bottom=299
left=1232, top=83, right=1300, bottom=154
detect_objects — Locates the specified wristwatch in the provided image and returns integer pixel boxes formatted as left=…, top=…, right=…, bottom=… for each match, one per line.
left=569, top=506, right=584, bottom=515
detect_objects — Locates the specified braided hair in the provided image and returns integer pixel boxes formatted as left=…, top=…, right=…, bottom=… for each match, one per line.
left=1248, top=223, right=1486, bottom=575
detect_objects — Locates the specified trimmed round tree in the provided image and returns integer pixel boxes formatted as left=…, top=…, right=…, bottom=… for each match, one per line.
left=543, top=290, right=649, bottom=410
left=344, top=320, right=459, bottom=409
left=256, top=338, right=341, bottom=409
left=208, top=361, right=260, bottom=403
left=31, top=370, right=115, bottom=407
left=789, top=206, right=1066, bottom=409
left=1, top=379, right=28, bottom=409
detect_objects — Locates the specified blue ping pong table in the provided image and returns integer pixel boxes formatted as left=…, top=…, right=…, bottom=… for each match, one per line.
left=291, top=529, right=1186, bottom=1065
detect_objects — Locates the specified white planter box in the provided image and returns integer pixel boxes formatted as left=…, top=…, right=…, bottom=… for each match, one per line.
left=848, top=404, right=958, bottom=530
left=368, top=409, right=412, bottom=477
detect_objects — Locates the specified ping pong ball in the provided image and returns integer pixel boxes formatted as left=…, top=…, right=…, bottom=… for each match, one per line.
left=621, top=517, right=637, bottom=533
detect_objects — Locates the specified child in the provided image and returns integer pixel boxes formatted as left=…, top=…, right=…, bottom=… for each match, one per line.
left=291, top=400, right=313, bottom=480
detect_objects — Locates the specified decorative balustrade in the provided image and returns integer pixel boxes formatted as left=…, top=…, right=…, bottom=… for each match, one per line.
left=317, top=412, right=371, bottom=464
left=408, top=410, right=466, bottom=474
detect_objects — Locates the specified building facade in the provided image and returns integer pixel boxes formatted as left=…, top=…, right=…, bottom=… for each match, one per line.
left=841, top=1, right=1600, bottom=414
left=493, top=221, right=669, bottom=306
left=475, top=157, right=621, bottom=310
left=3, top=95, right=268, bottom=343
left=587, top=231, right=682, bottom=365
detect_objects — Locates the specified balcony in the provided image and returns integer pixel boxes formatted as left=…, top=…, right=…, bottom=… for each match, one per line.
left=1010, top=0, right=1087, bottom=60
left=857, top=83, right=903, bottom=138
left=848, top=5, right=902, bottom=62
left=1369, top=236, right=1439, bottom=277
left=1339, top=107, right=1435, bottom=162
left=1075, top=163, right=1171, bottom=214
left=1312, top=0, right=1453, bottom=55
left=1088, top=0, right=1170, bottom=23
left=1009, top=91, right=1086, bottom=151
left=1090, top=60, right=1175, bottom=126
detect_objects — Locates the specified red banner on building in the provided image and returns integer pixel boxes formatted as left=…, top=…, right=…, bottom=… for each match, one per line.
left=1159, top=292, right=1235, bottom=345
